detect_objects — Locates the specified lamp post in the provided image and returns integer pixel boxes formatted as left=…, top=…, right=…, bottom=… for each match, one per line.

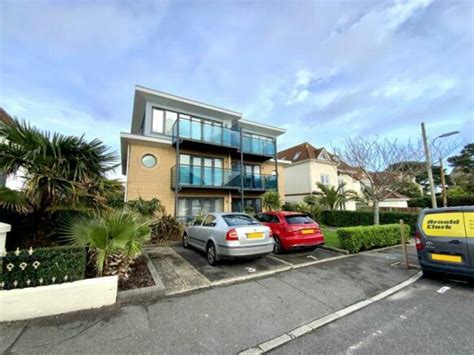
left=433, top=131, right=460, bottom=207
left=421, top=123, right=459, bottom=209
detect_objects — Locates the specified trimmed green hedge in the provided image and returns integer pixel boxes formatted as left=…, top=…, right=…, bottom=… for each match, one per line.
left=0, top=245, right=86, bottom=290
left=320, top=210, right=418, bottom=232
left=337, top=224, right=410, bottom=253
left=408, top=195, right=474, bottom=208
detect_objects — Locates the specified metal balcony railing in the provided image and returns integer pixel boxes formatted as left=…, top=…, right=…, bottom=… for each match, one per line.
left=172, top=117, right=275, bottom=157
left=171, top=165, right=277, bottom=190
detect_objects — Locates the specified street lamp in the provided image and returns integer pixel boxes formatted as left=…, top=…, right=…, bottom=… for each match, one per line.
left=433, top=131, right=460, bottom=207
left=421, top=123, right=460, bottom=209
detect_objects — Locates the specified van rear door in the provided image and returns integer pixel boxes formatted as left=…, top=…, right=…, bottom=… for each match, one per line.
left=463, top=207, right=474, bottom=269
left=420, top=208, right=470, bottom=267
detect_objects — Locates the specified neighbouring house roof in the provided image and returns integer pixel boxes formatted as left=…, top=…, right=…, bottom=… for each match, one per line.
left=277, top=142, right=330, bottom=163
left=383, top=190, right=409, bottom=200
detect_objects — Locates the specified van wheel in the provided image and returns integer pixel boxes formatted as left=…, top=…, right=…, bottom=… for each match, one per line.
left=182, top=233, right=189, bottom=248
left=207, top=242, right=218, bottom=266
left=273, top=237, right=283, bottom=254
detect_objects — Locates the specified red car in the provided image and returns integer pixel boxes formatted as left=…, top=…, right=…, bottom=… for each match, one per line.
left=255, top=211, right=325, bottom=253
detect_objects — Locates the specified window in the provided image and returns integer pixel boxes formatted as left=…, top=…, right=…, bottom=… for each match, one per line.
left=320, top=174, right=330, bottom=185
left=232, top=198, right=262, bottom=213
left=177, top=198, right=224, bottom=219
left=284, top=214, right=315, bottom=225
left=165, top=111, right=177, bottom=135
left=152, top=108, right=164, bottom=134
left=222, top=214, right=259, bottom=226
left=141, top=154, right=157, bottom=168
left=292, top=152, right=302, bottom=161
left=256, top=214, right=279, bottom=223
left=179, top=154, right=223, bottom=186
left=203, top=215, right=217, bottom=227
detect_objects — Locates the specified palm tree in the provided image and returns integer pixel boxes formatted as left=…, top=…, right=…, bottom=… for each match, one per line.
left=65, top=210, right=151, bottom=279
left=314, top=182, right=357, bottom=211
left=0, top=117, right=119, bottom=243
left=262, top=191, right=282, bottom=211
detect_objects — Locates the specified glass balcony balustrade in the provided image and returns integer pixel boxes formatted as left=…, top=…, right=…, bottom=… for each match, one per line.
left=171, top=165, right=277, bottom=190
left=172, top=117, right=275, bottom=157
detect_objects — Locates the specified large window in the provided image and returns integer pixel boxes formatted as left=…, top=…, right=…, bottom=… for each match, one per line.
left=232, top=198, right=262, bottom=213
left=177, top=198, right=224, bottom=220
left=179, top=154, right=223, bottom=187
left=151, top=108, right=178, bottom=135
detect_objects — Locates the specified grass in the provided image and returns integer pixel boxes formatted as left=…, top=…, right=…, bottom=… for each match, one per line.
left=321, top=227, right=341, bottom=249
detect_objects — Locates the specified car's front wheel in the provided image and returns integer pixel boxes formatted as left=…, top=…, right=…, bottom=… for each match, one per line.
left=182, top=233, right=189, bottom=248
left=207, top=242, right=218, bottom=266
left=273, top=236, right=283, bottom=254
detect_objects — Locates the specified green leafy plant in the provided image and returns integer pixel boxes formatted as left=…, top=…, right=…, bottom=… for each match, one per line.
left=0, top=246, right=86, bottom=290
left=262, top=191, right=282, bottom=211
left=65, top=210, right=151, bottom=280
left=244, top=206, right=256, bottom=215
left=314, top=182, right=357, bottom=211
left=151, top=214, right=183, bottom=243
left=0, top=117, right=119, bottom=244
left=337, top=224, right=410, bottom=253
left=127, top=197, right=163, bottom=217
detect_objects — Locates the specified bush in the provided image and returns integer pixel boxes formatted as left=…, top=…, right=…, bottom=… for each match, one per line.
left=151, top=214, right=184, bottom=243
left=408, top=195, right=474, bottom=208
left=0, top=246, right=86, bottom=290
left=337, top=224, right=410, bottom=253
left=320, top=210, right=418, bottom=232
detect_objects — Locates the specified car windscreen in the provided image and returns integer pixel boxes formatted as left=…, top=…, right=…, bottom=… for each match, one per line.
left=284, top=214, right=314, bottom=225
left=222, top=214, right=261, bottom=226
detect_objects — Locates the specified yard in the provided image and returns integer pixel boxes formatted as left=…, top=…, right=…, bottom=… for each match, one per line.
left=321, top=227, right=341, bottom=249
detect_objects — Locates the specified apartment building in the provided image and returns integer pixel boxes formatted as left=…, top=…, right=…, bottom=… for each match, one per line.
left=121, top=86, right=288, bottom=221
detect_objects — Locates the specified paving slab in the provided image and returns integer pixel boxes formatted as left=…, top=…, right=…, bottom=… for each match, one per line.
left=173, top=246, right=288, bottom=282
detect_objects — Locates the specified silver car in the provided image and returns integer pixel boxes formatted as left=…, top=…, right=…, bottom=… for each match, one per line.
left=183, top=213, right=274, bottom=265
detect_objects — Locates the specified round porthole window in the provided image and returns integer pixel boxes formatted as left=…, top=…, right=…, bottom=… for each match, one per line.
left=141, top=154, right=157, bottom=168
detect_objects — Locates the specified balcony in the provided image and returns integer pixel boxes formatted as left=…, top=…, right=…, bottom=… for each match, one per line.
left=172, top=117, right=276, bottom=160
left=171, top=165, right=277, bottom=191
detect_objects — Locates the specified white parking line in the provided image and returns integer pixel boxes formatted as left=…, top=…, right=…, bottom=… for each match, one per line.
left=437, top=286, right=451, bottom=294
left=267, top=255, right=294, bottom=266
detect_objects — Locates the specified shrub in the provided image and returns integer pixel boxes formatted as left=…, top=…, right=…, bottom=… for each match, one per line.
left=244, top=206, right=256, bottom=215
left=337, top=224, right=410, bottom=253
left=151, top=214, right=184, bottom=243
left=262, top=191, right=282, bottom=211
left=282, top=202, right=298, bottom=211
left=408, top=195, right=474, bottom=208
left=0, top=246, right=86, bottom=290
left=127, top=197, right=163, bottom=217
left=65, top=210, right=151, bottom=280
left=320, top=210, right=418, bottom=232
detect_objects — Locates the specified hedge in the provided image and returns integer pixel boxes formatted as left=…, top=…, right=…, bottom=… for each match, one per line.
left=408, top=195, right=474, bottom=208
left=0, top=245, right=86, bottom=290
left=337, top=224, right=410, bottom=253
left=320, top=210, right=418, bottom=232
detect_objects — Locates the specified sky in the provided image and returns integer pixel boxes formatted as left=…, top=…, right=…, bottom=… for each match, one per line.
left=1, top=0, right=473, bottom=179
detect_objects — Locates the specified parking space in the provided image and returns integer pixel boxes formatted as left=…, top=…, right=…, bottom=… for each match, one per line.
left=271, top=247, right=341, bottom=265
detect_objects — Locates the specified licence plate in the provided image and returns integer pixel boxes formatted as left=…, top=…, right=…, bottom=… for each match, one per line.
left=431, top=253, right=462, bottom=263
left=247, top=232, right=264, bottom=239
left=301, top=229, right=314, bottom=235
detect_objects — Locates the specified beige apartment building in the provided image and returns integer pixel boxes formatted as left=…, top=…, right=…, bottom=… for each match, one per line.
left=278, top=142, right=409, bottom=210
left=121, top=86, right=288, bottom=221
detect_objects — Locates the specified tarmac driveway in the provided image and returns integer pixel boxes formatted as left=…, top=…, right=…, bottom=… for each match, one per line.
left=147, top=245, right=345, bottom=294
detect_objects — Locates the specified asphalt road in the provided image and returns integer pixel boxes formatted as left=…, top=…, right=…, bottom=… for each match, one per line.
left=271, top=276, right=474, bottom=354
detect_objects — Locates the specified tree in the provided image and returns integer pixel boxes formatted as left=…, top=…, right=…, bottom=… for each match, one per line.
left=0, top=117, right=119, bottom=244
left=397, top=179, right=423, bottom=198
left=335, top=136, right=455, bottom=225
left=448, top=143, right=474, bottom=193
left=387, top=161, right=451, bottom=193
left=313, top=182, right=357, bottom=211
left=262, top=191, right=281, bottom=211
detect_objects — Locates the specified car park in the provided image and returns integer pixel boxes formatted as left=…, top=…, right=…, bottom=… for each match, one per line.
left=182, top=212, right=274, bottom=265
left=255, top=211, right=325, bottom=253
left=416, top=206, right=474, bottom=279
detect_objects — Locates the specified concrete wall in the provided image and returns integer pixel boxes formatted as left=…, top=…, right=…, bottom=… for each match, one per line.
left=0, top=276, right=118, bottom=322
left=283, top=162, right=312, bottom=203
left=310, top=161, right=338, bottom=192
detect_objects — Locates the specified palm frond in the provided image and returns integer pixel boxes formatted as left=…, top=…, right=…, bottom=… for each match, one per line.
left=0, top=187, right=30, bottom=214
